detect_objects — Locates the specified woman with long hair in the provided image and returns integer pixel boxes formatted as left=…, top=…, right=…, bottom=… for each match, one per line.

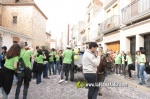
left=126, top=51, right=133, bottom=79
left=0, top=44, right=21, bottom=99
left=35, top=49, right=46, bottom=84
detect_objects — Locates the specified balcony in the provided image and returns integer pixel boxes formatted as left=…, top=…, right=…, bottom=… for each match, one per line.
left=122, top=0, right=150, bottom=25
left=91, top=30, right=102, bottom=41
left=101, top=15, right=120, bottom=34
left=104, top=0, right=117, bottom=10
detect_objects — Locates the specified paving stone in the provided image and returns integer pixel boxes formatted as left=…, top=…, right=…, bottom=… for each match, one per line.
left=7, top=73, right=150, bottom=99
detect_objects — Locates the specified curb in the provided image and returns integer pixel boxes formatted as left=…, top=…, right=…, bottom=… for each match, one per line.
left=115, top=75, right=150, bottom=92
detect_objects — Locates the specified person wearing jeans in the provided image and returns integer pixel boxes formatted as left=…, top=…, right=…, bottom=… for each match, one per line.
left=35, top=49, right=46, bottom=84
left=121, top=51, right=127, bottom=77
left=15, top=72, right=30, bottom=99
left=139, top=49, right=146, bottom=85
left=48, top=61, right=54, bottom=75
left=82, top=42, right=100, bottom=99
left=84, top=73, right=99, bottom=99
left=49, top=48, right=56, bottom=75
left=126, top=51, right=133, bottom=79
left=15, top=41, right=33, bottom=99
left=55, top=51, right=61, bottom=75
left=135, top=51, right=140, bottom=78
left=43, top=63, right=49, bottom=78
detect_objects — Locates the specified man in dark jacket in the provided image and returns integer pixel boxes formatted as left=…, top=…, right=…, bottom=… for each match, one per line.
left=42, top=46, right=50, bottom=79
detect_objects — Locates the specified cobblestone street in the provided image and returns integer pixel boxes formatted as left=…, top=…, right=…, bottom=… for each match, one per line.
left=6, top=73, right=150, bottom=99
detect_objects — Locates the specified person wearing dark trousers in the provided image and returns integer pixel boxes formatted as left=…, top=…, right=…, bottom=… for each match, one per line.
left=42, top=47, right=50, bottom=79
left=0, top=44, right=20, bottom=99
left=35, top=49, right=46, bottom=84
left=121, top=51, right=126, bottom=78
left=82, top=42, right=100, bottom=99
left=32, top=46, right=39, bottom=79
left=59, top=50, right=63, bottom=73
left=59, top=45, right=73, bottom=84
left=126, top=51, right=133, bottom=79
left=15, top=41, right=33, bottom=99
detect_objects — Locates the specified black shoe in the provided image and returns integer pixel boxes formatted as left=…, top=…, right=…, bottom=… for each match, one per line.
left=98, top=93, right=102, bottom=96
left=138, top=82, right=143, bottom=85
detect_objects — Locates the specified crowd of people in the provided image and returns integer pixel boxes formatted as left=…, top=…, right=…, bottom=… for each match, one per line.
left=82, top=42, right=150, bottom=99
left=0, top=41, right=75, bottom=99
left=99, top=48, right=149, bottom=85
left=0, top=41, right=149, bottom=99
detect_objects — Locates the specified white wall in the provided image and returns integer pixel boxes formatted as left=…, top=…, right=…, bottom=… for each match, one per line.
left=2, top=34, right=13, bottom=49
left=120, top=20, right=150, bottom=52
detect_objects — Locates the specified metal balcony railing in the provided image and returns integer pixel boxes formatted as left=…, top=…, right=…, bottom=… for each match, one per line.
left=122, top=0, right=150, bottom=24
left=91, top=29, right=101, bottom=40
left=101, top=15, right=120, bottom=34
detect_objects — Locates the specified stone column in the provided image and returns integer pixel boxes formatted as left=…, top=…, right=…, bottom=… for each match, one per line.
left=136, top=34, right=144, bottom=51
left=125, top=37, right=130, bottom=52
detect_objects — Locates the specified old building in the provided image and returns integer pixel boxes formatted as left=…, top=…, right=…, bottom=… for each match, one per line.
left=45, top=32, right=51, bottom=49
left=1, top=0, right=48, bottom=49
left=85, top=0, right=103, bottom=49
left=121, top=0, right=150, bottom=60
left=70, top=21, right=86, bottom=50
left=101, top=0, right=121, bottom=52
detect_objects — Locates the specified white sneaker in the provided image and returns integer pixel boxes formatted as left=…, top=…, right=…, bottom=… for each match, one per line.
left=118, top=74, right=120, bottom=76
left=32, top=79, right=36, bottom=82
left=65, top=81, right=68, bottom=83
left=59, top=79, right=64, bottom=84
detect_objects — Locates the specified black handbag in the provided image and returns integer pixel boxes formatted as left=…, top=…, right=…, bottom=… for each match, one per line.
left=145, top=60, right=150, bottom=74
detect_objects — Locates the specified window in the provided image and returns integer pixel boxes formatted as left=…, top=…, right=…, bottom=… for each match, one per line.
left=113, top=4, right=118, bottom=15
left=15, top=0, right=20, bottom=3
left=13, top=16, right=17, bottom=24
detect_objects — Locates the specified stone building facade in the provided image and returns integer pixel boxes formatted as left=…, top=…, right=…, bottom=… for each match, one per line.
left=1, top=0, right=48, bottom=49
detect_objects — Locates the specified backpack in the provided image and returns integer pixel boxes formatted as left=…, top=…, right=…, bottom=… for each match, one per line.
left=17, top=51, right=26, bottom=71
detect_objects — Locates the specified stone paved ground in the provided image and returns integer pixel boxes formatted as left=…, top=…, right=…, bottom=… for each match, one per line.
left=6, top=73, right=150, bottom=99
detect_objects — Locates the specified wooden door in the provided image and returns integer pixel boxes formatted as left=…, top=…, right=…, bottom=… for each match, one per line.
left=107, top=41, right=120, bottom=53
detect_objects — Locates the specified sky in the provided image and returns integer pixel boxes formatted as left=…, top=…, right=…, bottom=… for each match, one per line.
left=34, top=0, right=91, bottom=38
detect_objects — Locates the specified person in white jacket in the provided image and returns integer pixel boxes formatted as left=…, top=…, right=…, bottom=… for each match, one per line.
left=82, top=42, right=101, bottom=99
